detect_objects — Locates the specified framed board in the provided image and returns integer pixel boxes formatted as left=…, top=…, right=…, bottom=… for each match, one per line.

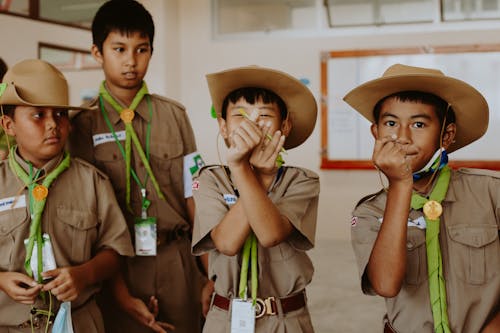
left=320, top=44, right=500, bottom=170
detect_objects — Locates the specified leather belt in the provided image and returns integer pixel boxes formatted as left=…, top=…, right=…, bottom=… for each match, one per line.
left=156, top=228, right=189, bottom=246
left=212, top=291, right=307, bottom=318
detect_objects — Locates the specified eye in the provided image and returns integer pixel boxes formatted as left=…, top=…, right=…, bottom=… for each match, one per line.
left=384, top=120, right=396, bottom=127
left=412, top=122, right=425, bottom=128
left=114, top=47, right=125, bottom=53
left=32, top=112, right=43, bottom=119
left=137, top=47, right=150, bottom=54
left=56, top=110, right=69, bottom=118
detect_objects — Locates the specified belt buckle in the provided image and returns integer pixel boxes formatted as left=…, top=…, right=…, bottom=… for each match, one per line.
left=254, top=296, right=276, bottom=319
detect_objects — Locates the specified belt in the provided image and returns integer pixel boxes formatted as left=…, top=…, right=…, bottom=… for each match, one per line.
left=212, top=291, right=307, bottom=318
left=156, top=228, right=189, bottom=246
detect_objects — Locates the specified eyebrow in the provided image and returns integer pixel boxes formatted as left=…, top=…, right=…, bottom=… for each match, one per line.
left=380, top=112, right=433, bottom=120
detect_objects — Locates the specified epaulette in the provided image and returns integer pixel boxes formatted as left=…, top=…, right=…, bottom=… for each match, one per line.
left=194, top=164, right=224, bottom=177
left=150, top=94, right=186, bottom=110
left=355, top=189, right=385, bottom=208
left=457, top=167, right=500, bottom=179
left=72, top=157, right=109, bottom=180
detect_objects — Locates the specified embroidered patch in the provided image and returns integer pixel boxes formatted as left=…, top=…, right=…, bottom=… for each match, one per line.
left=192, top=180, right=200, bottom=191
left=0, top=195, right=27, bottom=212
left=92, top=130, right=126, bottom=147
left=351, top=216, right=358, bottom=227
left=377, top=216, right=427, bottom=229
left=223, top=194, right=237, bottom=206
left=184, top=152, right=205, bottom=176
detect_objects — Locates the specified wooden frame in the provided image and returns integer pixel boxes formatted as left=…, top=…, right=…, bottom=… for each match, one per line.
left=320, top=44, right=500, bottom=170
left=38, top=42, right=99, bottom=71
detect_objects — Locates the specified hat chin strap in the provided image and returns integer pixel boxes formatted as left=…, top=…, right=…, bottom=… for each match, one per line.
left=413, top=148, right=448, bottom=181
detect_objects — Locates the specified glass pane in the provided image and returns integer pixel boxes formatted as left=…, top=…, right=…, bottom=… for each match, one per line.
left=214, top=0, right=317, bottom=34
left=325, top=0, right=434, bottom=27
left=1, top=0, right=30, bottom=16
left=442, top=0, right=500, bottom=21
left=39, top=0, right=106, bottom=28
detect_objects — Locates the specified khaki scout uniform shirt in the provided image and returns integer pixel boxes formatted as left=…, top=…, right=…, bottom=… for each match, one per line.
left=351, top=168, right=500, bottom=333
left=69, top=93, right=203, bottom=333
left=0, top=151, right=133, bottom=332
left=192, top=165, right=320, bottom=333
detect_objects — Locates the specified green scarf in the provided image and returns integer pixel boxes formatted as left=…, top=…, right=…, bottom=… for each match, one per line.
left=238, top=233, right=258, bottom=305
left=410, top=166, right=451, bottom=333
left=99, top=82, right=165, bottom=212
left=8, top=147, right=70, bottom=282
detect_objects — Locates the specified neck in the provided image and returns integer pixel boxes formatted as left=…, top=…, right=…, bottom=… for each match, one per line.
left=104, top=81, right=142, bottom=107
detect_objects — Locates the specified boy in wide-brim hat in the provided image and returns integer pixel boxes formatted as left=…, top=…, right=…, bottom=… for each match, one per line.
left=346, top=64, right=499, bottom=333
left=192, top=66, right=320, bottom=332
left=0, top=58, right=133, bottom=332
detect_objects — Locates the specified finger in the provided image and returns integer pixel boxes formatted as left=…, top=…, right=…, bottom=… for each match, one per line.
left=150, top=322, right=167, bottom=333
left=157, top=321, right=176, bottom=331
left=41, top=269, right=60, bottom=279
left=148, top=296, right=159, bottom=317
left=15, top=275, right=39, bottom=288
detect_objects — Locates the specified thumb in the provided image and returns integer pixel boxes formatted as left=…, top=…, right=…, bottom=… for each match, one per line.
left=41, top=268, right=59, bottom=279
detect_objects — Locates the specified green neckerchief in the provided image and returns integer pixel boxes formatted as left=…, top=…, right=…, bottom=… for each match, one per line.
left=99, top=81, right=165, bottom=212
left=410, top=165, right=451, bottom=333
left=238, top=233, right=258, bottom=305
left=8, top=147, right=71, bottom=282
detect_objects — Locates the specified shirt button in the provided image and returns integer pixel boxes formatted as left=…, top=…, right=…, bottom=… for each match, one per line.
left=406, top=242, right=414, bottom=249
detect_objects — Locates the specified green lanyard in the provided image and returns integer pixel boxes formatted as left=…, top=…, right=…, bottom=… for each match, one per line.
left=410, top=166, right=451, bottom=333
left=8, top=147, right=70, bottom=282
left=238, top=233, right=258, bottom=306
left=99, top=82, right=165, bottom=213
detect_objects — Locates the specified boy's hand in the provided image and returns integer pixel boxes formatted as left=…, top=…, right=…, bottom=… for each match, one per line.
left=0, top=272, right=42, bottom=304
left=41, top=266, right=86, bottom=302
left=226, top=113, right=263, bottom=166
left=372, top=135, right=412, bottom=183
left=201, top=279, right=215, bottom=317
left=123, top=295, right=176, bottom=333
left=250, top=122, right=285, bottom=176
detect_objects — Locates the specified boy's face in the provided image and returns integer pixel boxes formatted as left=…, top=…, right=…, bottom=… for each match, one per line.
left=92, top=30, right=151, bottom=93
left=1, top=106, right=70, bottom=168
left=218, top=97, right=290, bottom=144
left=371, top=97, right=455, bottom=172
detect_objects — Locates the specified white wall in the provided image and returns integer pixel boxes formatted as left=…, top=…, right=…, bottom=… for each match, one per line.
left=3, top=2, right=500, bottom=241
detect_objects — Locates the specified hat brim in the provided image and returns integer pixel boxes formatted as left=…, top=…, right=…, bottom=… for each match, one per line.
left=343, top=74, right=488, bottom=153
left=206, top=66, right=317, bottom=149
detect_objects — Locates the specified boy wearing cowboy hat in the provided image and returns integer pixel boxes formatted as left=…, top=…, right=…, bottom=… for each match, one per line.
left=192, top=66, right=320, bottom=332
left=0, top=58, right=133, bottom=332
left=346, top=64, right=499, bottom=333
left=68, top=1, right=206, bottom=332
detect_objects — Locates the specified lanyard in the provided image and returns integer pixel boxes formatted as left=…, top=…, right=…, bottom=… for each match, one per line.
left=410, top=166, right=451, bottom=333
left=99, top=82, right=165, bottom=213
left=238, top=233, right=258, bottom=305
left=8, top=148, right=70, bottom=282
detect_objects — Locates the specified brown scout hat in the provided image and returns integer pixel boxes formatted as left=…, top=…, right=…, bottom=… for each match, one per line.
left=0, top=59, right=90, bottom=111
left=206, top=66, right=318, bottom=150
left=343, top=63, right=489, bottom=153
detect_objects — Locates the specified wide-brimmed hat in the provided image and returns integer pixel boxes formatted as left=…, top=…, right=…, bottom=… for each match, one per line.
left=0, top=59, right=90, bottom=111
left=343, top=64, right=489, bottom=153
left=206, top=66, right=317, bottom=149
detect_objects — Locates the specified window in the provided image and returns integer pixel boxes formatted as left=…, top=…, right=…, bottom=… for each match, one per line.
left=442, top=0, right=500, bottom=21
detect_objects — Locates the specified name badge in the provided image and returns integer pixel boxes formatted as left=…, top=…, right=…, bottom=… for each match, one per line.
left=230, top=299, right=255, bottom=333
left=92, top=131, right=126, bottom=147
left=224, top=194, right=238, bottom=206
left=0, top=195, right=27, bottom=212
left=134, top=216, right=157, bottom=256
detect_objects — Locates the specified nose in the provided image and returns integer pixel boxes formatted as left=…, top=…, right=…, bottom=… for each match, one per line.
left=45, top=109, right=58, bottom=130
left=125, top=50, right=137, bottom=67
left=397, top=125, right=411, bottom=144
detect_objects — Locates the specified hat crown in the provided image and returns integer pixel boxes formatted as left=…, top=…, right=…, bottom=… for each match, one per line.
left=2, top=59, right=69, bottom=106
left=383, top=64, right=444, bottom=78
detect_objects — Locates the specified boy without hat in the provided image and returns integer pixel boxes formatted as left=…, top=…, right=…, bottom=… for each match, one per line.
left=68, top=1, right=206, bottom=332
left=0, top=59, right=133, bottom=332
left=346, top=64, right=499, bottom=333
left=192, top=66, right=320, bottom=332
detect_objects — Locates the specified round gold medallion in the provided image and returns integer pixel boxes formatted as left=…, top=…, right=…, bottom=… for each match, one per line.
left=423, top=200, right=442, bottom=220
left=32, top=185, right=48, bottom=201
left=120, top=109, right=135, bottom=123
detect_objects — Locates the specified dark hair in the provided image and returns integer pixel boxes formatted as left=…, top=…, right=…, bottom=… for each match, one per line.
left=1, top=105, right=16, bottom=118
left=373, top=91, right=456, bottom=127
left=0, top=58, right=7, bottom=81
left=92, top=0, right=155, bottom=53
left=220, top=87, right=288, bottom=120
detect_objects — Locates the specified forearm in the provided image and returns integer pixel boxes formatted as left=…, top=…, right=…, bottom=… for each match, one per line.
left=482, top=311, right=500, bottom=333
left=78, top=249, right=120, bottom=287
left=211, top=200, right=251, bottom=255
left=367, top=180, right=412, bottom=297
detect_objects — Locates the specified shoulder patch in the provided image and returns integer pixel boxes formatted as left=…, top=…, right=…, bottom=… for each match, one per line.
left=457, top=168, right=500, bottom=179
left=355, top=189, right=385, bottom=208
left=72, top=157, right=109, bottom=180
left=151, top=94, right=186, bottom=110
left=194, top=164, right=224, bottom=178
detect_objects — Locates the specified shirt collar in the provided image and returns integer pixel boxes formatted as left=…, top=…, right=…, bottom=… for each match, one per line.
left=14, top=148, right=65, bottom=177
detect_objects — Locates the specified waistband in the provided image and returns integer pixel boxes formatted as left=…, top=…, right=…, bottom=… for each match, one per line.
left=211, top=291, right=307, bottom=318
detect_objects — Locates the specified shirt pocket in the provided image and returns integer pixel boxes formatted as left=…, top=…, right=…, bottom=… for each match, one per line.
left=149, top=142, right=184, bottom=188
left=55, top=206, right=98, bottom=264
left=405, top=227, right=427, bottom=285
left=94, top=141, right=126, bottom=194
left=0, top=208, right=28, bottom=268
left=447, top=224, right=499, bottom=285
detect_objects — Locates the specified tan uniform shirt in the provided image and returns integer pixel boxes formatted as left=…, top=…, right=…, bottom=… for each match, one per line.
left=192, top=165, right=320, bottom=333
left=69, top=93, right=203, bottom=333
left=0, top=151, right=133, bottom=332
left=351, top=168, right=500, bottom=333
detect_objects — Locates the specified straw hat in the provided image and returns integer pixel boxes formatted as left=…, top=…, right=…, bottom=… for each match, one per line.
left=0, top=59, right=90, bottom=110
left=206, top=66, right=317, bottom=149
left=343, top=64, right=489, bottom=153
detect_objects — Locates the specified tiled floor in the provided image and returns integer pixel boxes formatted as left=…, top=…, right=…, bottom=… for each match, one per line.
left=307, top=239, right=386, bottom=333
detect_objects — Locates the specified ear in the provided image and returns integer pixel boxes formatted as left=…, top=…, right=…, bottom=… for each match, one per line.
left=281, top=117, right=292, bottom=137
left=91, top=44, right=104, bottom=65
left=441, top=123, right=456, bottom=150
left=1, top=115, right=15, bottom=137
left=217, top=117, right=228, bottom=139
left=370, top=123, right=379, bottom=140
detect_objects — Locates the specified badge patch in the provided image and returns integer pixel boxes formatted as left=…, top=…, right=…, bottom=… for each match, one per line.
left=0, top=195, right=27, bottom=212
left=192, top=180, right=200, bottom=191
left=92, top=131, right=126, bottom=147
left=223, top=194, right=237, bottom=206
left=351, top=216, right=358, bottom=227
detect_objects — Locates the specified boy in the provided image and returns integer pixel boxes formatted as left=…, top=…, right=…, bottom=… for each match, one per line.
left=192, top=66, right=320, bottom=332
left=346, top=64, right=499, bottom=333
left=0, top=58, right=133, bottom=332
left=69, top=1, right=206, bottom=332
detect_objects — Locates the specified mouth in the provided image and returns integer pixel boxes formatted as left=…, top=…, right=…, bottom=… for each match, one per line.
left=44, top=136, right=60, bottom=144
left=123, top=71, right=138, bottom=79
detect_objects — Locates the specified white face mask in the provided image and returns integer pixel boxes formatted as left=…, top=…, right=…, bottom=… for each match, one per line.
left=415, top=148, right=442, bottom=174
left=52, top=302, right=74, bottom=333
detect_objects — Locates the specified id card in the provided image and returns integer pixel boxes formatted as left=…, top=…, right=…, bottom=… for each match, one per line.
left=230, top=299, right=255, bottom=333
left=24, top=233, right=57, bottom=281
left=134, top=216, right=157, bottom=256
